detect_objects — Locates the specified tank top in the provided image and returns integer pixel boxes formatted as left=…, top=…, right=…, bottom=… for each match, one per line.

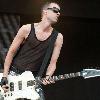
left=11, top=23, right=55, bottom=72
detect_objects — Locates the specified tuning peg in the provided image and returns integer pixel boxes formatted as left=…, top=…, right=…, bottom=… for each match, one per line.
left=96, top=66, right=100, bottom=69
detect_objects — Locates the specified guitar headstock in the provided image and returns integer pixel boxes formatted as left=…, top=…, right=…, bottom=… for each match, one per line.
left=81, top=69, right=100, bottom=79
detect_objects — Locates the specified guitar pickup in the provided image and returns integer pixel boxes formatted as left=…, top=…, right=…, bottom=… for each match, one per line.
left=10, top=82, right=14, bottom=91
left=27, top=80, right=36, bottom=87
left=18, top=81, right=22, bottom=90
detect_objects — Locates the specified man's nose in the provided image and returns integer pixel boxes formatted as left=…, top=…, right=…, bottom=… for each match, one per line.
left=57, top=12, right=60, bottom=16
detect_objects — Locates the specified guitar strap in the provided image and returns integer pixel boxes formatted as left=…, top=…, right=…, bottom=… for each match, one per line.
left=37, top=29, right=59, bottom=77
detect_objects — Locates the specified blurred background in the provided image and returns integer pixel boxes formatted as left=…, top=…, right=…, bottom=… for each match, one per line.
left=0, top=0, right=100, bottom=100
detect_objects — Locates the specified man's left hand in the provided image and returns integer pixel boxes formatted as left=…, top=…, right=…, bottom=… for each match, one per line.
left=41, top=75, right=55, bottom=85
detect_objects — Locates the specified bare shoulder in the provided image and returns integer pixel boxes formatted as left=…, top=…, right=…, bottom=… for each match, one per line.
left=55, top=33, right=63, bottom=46
left=57, top=33, right=63, bottom=40
left=18, top=24, right=31, bottom=38
left=21, top=24, right=31, bottom=33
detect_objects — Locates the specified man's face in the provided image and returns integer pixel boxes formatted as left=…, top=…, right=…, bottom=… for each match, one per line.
left=45, top=3, right=60, bottom=23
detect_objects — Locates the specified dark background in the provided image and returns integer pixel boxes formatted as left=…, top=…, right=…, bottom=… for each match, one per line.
left=0, top=0, right=100, bottom=100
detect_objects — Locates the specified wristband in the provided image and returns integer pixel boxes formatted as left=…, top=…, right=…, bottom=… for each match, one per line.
left=0, top=77, right=8, bottom=87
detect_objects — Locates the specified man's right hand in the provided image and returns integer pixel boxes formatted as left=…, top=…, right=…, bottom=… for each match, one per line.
left=1, top=77, right=9, bottom=92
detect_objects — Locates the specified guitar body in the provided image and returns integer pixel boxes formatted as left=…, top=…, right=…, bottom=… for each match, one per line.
left=0, top=71, right=40, bottom=100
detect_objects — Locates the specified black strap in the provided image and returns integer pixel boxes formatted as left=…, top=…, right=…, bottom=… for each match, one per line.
left=37, top=29, right=58, bottom=77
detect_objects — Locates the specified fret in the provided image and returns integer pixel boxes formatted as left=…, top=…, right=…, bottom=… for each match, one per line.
left=69, top=73, right=74, bottom=78
left=58, top=75, right=61, bottom=80
left=75, top=72, right=81, bottom=77
left=72, top=73, right=76, bottom=77
left=58, top=75, right=64, bottom=80
left=53, top=76, right=59, bottom=81
left=59, top=75, right=65, bottom=80
left=64, top=74, right=70, bottom=79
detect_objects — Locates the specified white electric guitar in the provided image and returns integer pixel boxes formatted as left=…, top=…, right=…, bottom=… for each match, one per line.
left=0, top=69, right=100, bottom=100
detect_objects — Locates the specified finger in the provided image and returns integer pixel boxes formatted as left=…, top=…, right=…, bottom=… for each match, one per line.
left=2, top=85, right=9, bottom=92
left=49, top=79, right=55, bottom=83
left=43, top=78, right=49, bottom=85
left=42, top=80, right=47, bottom=85
left=46, top=79, right=54, bottom=84
left=45, top=77, right=55, bottom=84
left=45, top=78, right=51, bottom=84
left=40, top=78, right=47, bottom=85
left=42, top=78, right=50, bottom=85
left=3, top=88, right=9, bottom=93
left=2, top=84, right=9, bottom=89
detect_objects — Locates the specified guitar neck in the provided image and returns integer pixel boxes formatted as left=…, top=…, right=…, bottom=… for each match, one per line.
left=51, top=72, right=81, bottom=81
left=36, top=72, right=81, bottom=83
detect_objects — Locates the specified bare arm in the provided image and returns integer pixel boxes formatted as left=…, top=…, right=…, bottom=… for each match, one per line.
left=3, top=25, right=30, bottom=77
left=46, top=33, right=63, bottom=76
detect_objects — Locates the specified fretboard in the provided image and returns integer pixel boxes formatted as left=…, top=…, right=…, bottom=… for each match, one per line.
left=36, top=72, right=81, bottom=83
left=51, top=72, right=81, bottom=81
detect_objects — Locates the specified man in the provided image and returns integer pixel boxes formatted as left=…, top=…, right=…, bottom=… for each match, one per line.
left=1, top=2, right=63, bottom=100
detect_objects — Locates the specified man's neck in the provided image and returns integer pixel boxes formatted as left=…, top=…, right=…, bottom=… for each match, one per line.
left=38, top=20, right=52, bottom=32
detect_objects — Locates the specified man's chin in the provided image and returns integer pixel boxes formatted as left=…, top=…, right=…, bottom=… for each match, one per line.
left=52, top=19, right=58, bottom=24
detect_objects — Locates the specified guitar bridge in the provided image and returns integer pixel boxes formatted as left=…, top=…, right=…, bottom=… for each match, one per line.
left=27, top=80, right=36, bottom=87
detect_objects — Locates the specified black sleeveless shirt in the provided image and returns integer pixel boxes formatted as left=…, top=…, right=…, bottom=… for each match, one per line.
left=11, top=24, right=55, bottom=72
